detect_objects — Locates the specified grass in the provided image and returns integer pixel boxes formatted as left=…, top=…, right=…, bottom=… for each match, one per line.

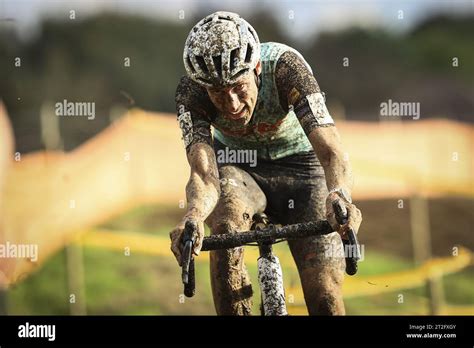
left=443, top=268, right=474, bottom=304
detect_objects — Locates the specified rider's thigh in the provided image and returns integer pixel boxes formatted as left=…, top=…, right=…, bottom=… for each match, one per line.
left=205, top=165, right=264, bottom=315
left=286, top=176, right=345, bottom=282
left=206, top=165, right=266, bottom=233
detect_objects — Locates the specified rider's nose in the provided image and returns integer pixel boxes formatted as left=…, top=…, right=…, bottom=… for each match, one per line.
left=225, top=92, right=241, bottom=113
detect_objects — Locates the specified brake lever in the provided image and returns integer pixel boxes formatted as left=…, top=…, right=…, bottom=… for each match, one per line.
left=181, top=220, right=197, bottom=297
left=333, top=201, right=360, bottom=275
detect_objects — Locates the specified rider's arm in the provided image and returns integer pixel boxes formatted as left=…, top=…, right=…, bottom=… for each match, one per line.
left=275, top=51, right=353, bottom=196
left=184, top=142, right=220, bottom=222
left=307, top=126, right=353, bottom=196
left=176, top=76, right=221, bottom=222
left=275, top=51, right=361, bottom=235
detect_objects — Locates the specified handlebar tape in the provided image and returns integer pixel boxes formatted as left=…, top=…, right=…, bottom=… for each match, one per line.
left=333, top=201, right=360, bottom=275
left=182, top=220, right=197, bottom=297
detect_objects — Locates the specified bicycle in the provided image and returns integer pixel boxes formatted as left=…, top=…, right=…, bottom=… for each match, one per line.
left=181, top=208, right=361, bottom=316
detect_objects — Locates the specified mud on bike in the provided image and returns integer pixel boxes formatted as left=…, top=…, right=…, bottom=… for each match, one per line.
left=181, top=206, right=361, bottom=316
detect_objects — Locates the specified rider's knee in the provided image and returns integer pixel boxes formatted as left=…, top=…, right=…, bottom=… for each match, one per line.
left=206, top=196, right=252, bottom=234
left=320, top=266, right=345, bottom=289
left=218, top=165, right=239, bottom=179
left=300, top=264, right=345, bottom=315
left=299, top=251, right=345, bottom=291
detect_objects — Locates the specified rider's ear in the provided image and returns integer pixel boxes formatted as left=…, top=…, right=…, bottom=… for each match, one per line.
left=255, top=60, right=262, bottom=75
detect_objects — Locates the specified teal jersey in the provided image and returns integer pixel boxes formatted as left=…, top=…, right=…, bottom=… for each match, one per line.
left=213, top=42, right=314, bottom=160
left=176, top=42, right=335, bottom=160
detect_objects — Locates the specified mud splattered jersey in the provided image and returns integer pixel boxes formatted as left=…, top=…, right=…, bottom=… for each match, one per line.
left=175, top=42, right=335, bottom=160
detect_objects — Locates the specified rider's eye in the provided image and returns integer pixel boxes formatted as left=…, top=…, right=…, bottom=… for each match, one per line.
left=210, top=89, right=224, bottom=97
left=235, top=84, right=246, bottom=92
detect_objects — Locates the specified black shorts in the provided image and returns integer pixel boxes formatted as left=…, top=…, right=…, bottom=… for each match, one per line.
left=213, top=139, right=328, bottom=225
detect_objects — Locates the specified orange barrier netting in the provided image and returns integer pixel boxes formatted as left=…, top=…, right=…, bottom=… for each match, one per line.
left=0, top=104, right=472, bottom=286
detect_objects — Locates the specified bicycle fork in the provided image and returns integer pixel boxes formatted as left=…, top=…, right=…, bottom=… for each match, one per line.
left=257, top=243, right=288, bottom=316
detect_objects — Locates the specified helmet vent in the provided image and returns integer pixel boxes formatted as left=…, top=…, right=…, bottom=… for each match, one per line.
left=195, top=55, right=209, bottom=74
left=244, top=43, right=252, bottom=63
left=218, top=15, right=233, bottom=21
left=201, top=17, right=213, bottom=25
left=248, top=26, right=258, bottom=42
left=212, top=55, right=222, bottom=77
left=186, top=56, right=196, bottom=73
left=230, top=48, right=239, bottom=71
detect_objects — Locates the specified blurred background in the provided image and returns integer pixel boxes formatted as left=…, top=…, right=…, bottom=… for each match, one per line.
left=0, top=0, right=473, bottom=315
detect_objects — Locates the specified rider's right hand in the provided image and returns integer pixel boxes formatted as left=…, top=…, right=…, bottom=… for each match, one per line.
left=169, top=217, right=205, bottom=266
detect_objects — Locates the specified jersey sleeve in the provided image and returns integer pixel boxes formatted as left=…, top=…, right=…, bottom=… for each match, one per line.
left=275, top=50, right=335, bottom=136
left=175, top=76, right=215, bottom=152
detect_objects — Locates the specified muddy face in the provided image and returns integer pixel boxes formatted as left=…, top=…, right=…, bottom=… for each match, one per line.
left=206, top=63, right=261, bottom=126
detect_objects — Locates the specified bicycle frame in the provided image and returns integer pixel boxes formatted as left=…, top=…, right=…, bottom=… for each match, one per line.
left=257, top=242, right=287, bottom=315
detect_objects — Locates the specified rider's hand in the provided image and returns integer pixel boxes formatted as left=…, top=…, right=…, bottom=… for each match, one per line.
left=326, top=191, right=362, bottom=240
left=169, top=216, right=205, bottom=266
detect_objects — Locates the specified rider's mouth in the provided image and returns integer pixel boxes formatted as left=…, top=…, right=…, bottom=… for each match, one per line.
left=227, top=107, right=248, bottom=120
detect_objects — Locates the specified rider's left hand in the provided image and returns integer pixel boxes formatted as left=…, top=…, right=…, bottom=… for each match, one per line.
left=326, top=191, right=362, bottom=240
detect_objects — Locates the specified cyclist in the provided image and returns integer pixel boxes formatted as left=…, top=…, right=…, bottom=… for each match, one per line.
left=170, top=11, right=362, bottom=315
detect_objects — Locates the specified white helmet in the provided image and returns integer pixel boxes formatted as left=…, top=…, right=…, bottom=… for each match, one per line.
left=183, top=11, right=260, bottom=87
